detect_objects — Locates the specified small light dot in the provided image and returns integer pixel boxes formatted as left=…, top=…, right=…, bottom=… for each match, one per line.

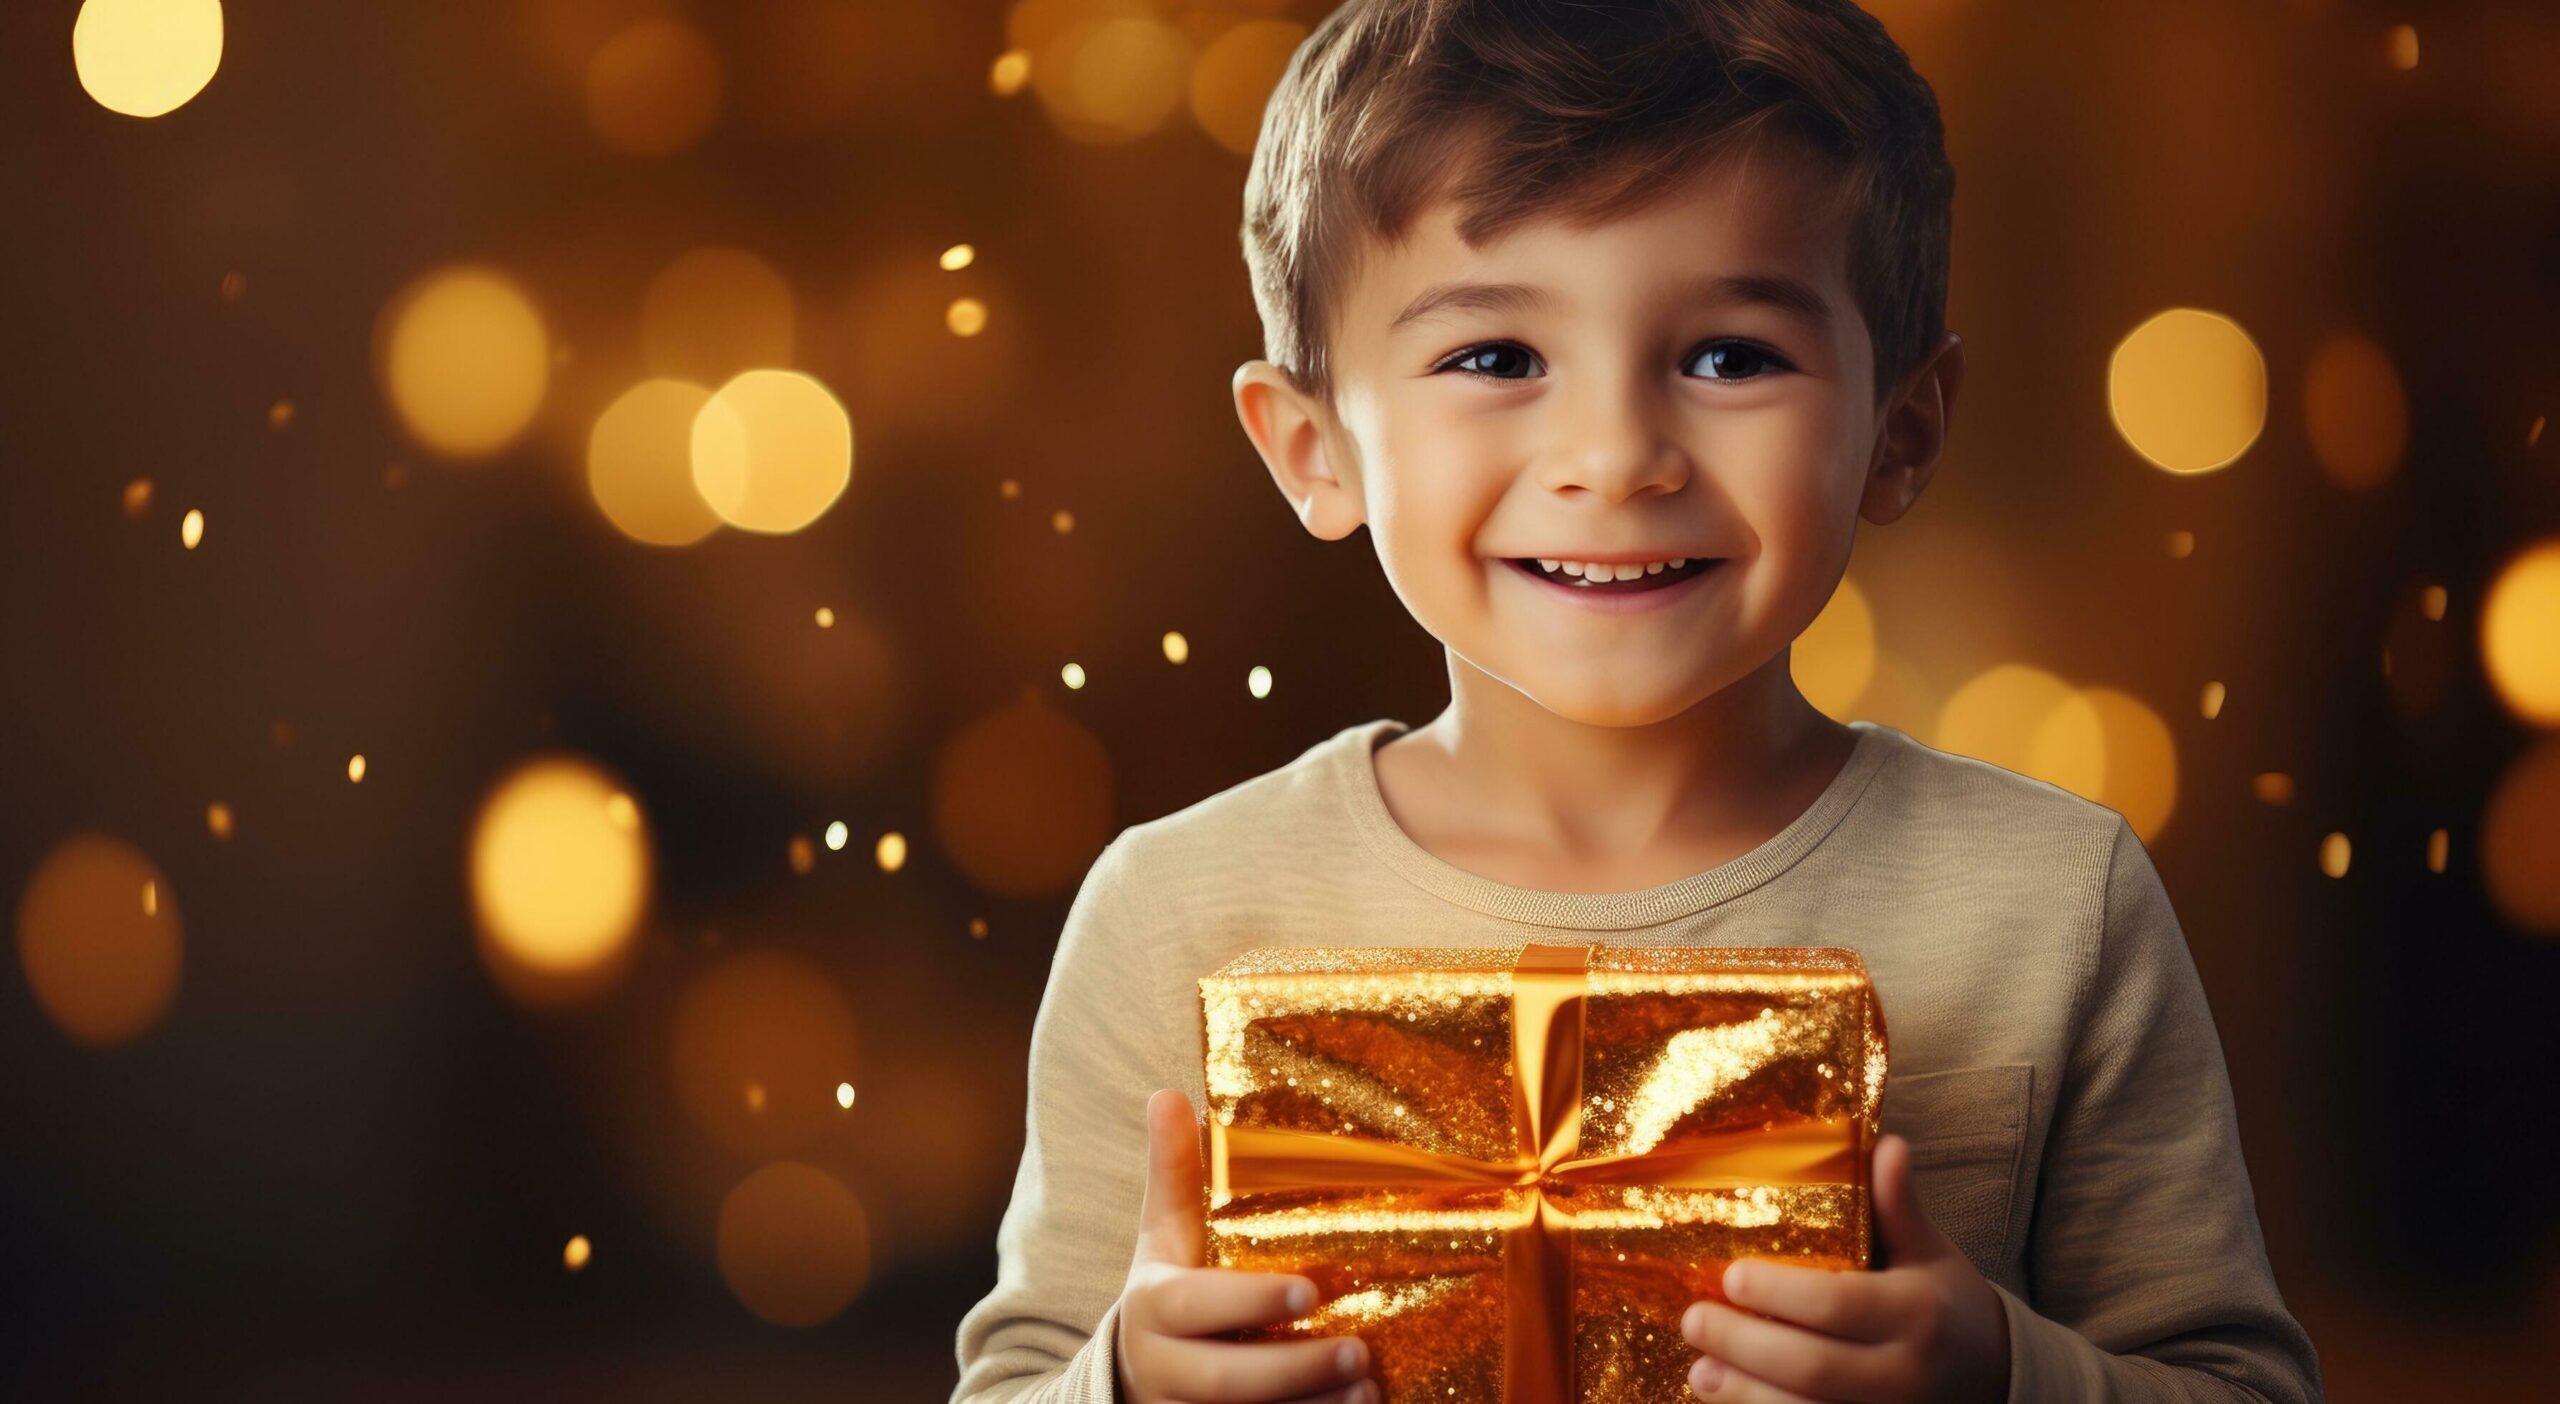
left=2251, top=772, right=2296, bottom=806
left=268, top=399, right=294, bottom=430
left=967, top=916, right=989, bottom=940
left=180, top=508, right=205, bottom=550
left=1050, top=508, right=1074, bottom=534
left=122, top=478, right=154, bottom=518
left=2386, top=24, right=2419, bottom=70
left=999, top=478, right=1021, bottom=499
left=2165, top=530, right=2195, bottom=559
left=2425, top=828, right=2449, bottom=874
left=563, top=1235, right=592, bottom=1271
left=2199, top=681, right=2226, bottom=720
left=2418, top=586, right=2447, bottom=621
left=939, top=243, right=975, bottom=272
left=875, top=831, right=907, bottom=873
left=946, top=296, right=988, bottom=337
left=835, top=1081, right=856, bottom=1110
left=2320, top=832, right=2352, bottom=878
left=346, top=754, right=368, bottom=783
left=1061, top=661, right=1087, bottom=690
left=1248, top=665, right=1274, bottom=699
left=989, top=49, right=1031, bottom=96
left=823, top=820, right=849, bottom=851
left=814, top=606, right=836, bottom=629
left=2531, top=415, right=2547, bottom=448
left=788, top=835, right=816, bottom=874
left=744, top=1081, right=767, bottom=1112
left=1162, top=631, right=1190, bottom=664
left=221, top=271, right=247, bottom=302
left=206, top=801, right=234, bottom=839
left=141, top=879, right=158, bottom=917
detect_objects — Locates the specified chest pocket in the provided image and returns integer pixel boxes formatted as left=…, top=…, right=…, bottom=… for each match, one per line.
left=1875, top=1063, right=2032, bottom=1281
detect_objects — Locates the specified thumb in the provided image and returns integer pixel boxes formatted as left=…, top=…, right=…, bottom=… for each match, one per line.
left=1870, top=1132, right=1955, bottom=1268
left=1131, top=1088, right=1206, bottom=1269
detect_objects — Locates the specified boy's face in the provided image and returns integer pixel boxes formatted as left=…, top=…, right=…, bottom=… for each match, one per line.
left=1234, top=142, right=1962, bottom=729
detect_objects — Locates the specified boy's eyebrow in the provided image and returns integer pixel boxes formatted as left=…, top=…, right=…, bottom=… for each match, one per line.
left=1387, top=271, right=1836, bottom=337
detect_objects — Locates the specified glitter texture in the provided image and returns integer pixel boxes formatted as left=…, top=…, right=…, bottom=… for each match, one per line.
left=1200, top=943, right=1886, bottom=1403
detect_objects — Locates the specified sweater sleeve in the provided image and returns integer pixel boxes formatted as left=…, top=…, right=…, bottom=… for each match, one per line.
left=952, top=834, right=1171, bottom=1404
left=1998, top=817, right=2323, bottom=1403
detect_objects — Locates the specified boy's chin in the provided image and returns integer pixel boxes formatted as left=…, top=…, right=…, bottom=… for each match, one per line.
left=1514, top=677, right=1719, bottom=729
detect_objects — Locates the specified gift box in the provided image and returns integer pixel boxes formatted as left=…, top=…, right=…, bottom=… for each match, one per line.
left=1199, top=942, right=1886, bottom=1403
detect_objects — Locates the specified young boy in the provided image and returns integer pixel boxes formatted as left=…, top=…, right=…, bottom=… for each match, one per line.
left=955, top=2, right=2321, bottom=1400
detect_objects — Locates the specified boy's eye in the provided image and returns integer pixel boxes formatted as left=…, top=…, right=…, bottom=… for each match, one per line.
left=1433, top=339, right=1793, bottom=382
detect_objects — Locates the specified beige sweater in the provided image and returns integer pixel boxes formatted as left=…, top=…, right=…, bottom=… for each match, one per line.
left=951, top=718, right=2322, bottom=1403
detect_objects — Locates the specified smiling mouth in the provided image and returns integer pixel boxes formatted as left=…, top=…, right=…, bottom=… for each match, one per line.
left=1500, top=557, right=1723, bottom=593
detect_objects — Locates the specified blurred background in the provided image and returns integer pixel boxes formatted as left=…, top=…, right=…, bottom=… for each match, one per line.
left=4, top=0, right=2557, bottom=1397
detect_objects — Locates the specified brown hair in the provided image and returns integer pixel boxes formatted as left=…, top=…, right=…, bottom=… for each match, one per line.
left=1240, top=0, right=1953, bottom=412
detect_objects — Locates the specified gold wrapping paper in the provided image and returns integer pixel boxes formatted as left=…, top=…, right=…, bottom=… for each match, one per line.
left=1199, top=943, right=1886, bottom=1403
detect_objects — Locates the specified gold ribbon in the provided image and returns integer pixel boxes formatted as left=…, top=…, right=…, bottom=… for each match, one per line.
left=1208, top=942, right=1860, bottom=1402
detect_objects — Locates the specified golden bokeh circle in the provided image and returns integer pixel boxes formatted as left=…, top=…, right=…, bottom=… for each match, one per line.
left=377, top=265, right=551, bottom=459
left=16, top=832, right=182, bottom=1047
left=1792, top=575, right=1877, bottom=722
left=588, top=378, right=722, bottom=546
left=2107, top=308, right=2266, bottom=475
left=585, top=18, right=722, bottom=156
left=2480, top=539, right=2560, bottom=726
left=2482, top=738, right=2560, bottom=934
left=642, top=248, right=795, bottom=385
left=691, top=370, right=855, bottom=534
left=74, top=0, right=223, bottom=118
left=2079, top=687, right=2178, bottom=843
left=468, top=755, right=652, bottom=1005
left=673, top=950, right=861, bottom=1159
left=1936, top=664, right=2105, bottom=798
left=931, top=692, right=1115, bottom=900
left=1188, top=19, right=1306, bottom=156
left=1029, top=10, right=1191, bottom=144
left=2301, top=332, right=2407, bottom=492
left=716, top=1161, right=872, bottom=1327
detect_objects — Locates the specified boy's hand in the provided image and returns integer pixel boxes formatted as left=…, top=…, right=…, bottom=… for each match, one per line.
left=1115, top=1088, right=1380, bottom=1404
left=1681, top=1133, right=2010, bottom=1403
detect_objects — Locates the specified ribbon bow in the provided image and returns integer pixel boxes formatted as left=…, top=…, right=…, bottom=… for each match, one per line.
left=1207, top=942, right=1861, bottom=1401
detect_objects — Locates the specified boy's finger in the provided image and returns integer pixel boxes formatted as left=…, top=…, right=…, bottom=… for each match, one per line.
left=1687, top=1355, right=1824, bottom=1404
left=1275, top=1380, right=1381, bottom=1404
left=1683, top=1300, right=1887, bottom=1402
left=1717, top=1257, right=1901, bottom=1341
left=1139, top=1331, right=1370, bottom=1403
left=1142, top=1265, right=1320, bottom=1337
left=1869, top=1133, right=1954, bottom=1267
left=1131, top=1088, right=1206, bottom=1268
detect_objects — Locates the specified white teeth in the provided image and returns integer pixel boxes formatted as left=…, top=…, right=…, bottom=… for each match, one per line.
left=1537, top=558, right=1560, bottom=573
left=1527, top=557, right=1695, bottom=581
left=1644, top=561, right=1666, bottom=575
left=1669, top=558, right=1687, bottom=569
left=1611, top=563, right=1644, bottom=581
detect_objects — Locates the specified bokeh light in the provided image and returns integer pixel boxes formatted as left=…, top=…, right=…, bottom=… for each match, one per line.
left=2079, top=687, right=2179, bottom=843
left=946, top=297, right=989, bottom=337
left=1162, top=630, right=1189, bottom=664
left=2302, top=332, right=2408, bottom=491
left=179, top=508, right=204, bottom=549
left=1248, top=664, right=1273, bottom=699
left=73, top=0, right=223, bottom=118
left=468, top=755, right=652, bottom=1006
left=641, top=248, right=795, bottom=385
left=122, top=477, right=152, bottom=517
left=16, top=832, right=182, bottom=1047
left=716, top=1162, right=872, bottom=1327
left=673, top=950, right=861, bottom=1158
left=563, top=1234, right=592, bottom=1272
left=836, top=1081, right=856, bottom=1110
left=585, top=18, right=722, bottom=156
left=1935, top=664, right=2104, bottom=798
left=2253, top=772, right=2297, bottom=805
left=376, top=265, right=550, bottom=460
left=931, top=692, right=1114, bottom=899
left=2480, top=540, right=2560, bottom=726
left=205, top=801, right=234, bottom=839
left=1793, top=576, right=1877, bottom=721
left=588, top=378, right=722, bottom=546
left=691, top=370, right=854, bottom=534
left=938, top=243, right=975, bottom=271
left=2200, top=680, right=2227, bottom=720
left=2319, top=832, right=2352, bottom=879
left=2107, top=308, right=2266, bottom=474
left=1060, top=661, right=1086, bottom=689
left=1189, top=19, right=1306, bottom=156
left=1025, top=9, right=1191, bottom=145
left=874, top=832, right=906, bottom=873
left=346, top=753, right=367, bottom=783
left=823, top=821, right=848, bottom=852
left=2482, top=738, right=2560, bottom=933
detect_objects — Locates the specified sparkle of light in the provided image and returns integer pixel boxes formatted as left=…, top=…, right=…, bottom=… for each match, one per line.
left=2200, top=681, right=2227, bottom=720
left=2481, top=540, right=2560, bottom=726
left=16, top=832, right=183, bottom=1046
left=468, top=756, right=652, bottom=1002
left=377, top=265, right=550, bottom=459
left=1050, top=508, right=1074, bottom=534
left=2252, top=773, right=2296, bottom=806
left=2302, top=333, right=2407, bottom=491
left=989, top=49, right=1031, bottom=97
left=586, top=18, right=722, bottom=155
left=2425, top=828, right=2449, bottom=875
left=939, top=243, right=975, bottom=271
left=346, top=753, right=368, bottom=783
left=1935, top=665, right=2103, bottom=798
left=1162, top=631, right=1190, bottom=664
left=2386, top=24, right=2419, bottom=70
left=2165, top=530, right=2194, bottom=559
left=717, top=1162, right=872, bottom=1327
left=836, top=1082, right=856, bottom=1110
left=823, top=821, right=848, bottom=852
left=2483, top=738, right=2560, bottom=933
left=2319, top=832, right=2352, bottom=879
left=1792, top=576, right=1876, bottom=722
left=946, top=297, right=989, bottom=337
left=180, top=508, right=204, bottom=549
left=205, top=801, right=234, bottom=839
left=1248, top=665, right=1274, bottom=699
left=642, top=247, right=794, bottom=384
left=588, top=378, right=721, bottom=546
left=1061, top=662, right=1087, bottom=690
left=1188, top=19, right=1308, bottom=156
left=563, top=1235, right=592, bottom=1272
left=788, top=835, right=816, bottom=875
left=814, top=606, right=836, bottom=629
left=874, top=831, right=906, bottom=873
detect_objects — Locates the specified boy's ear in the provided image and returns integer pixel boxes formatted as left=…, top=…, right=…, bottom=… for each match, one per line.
left=1860, top=330, right=1965, bottom=526
left=1232, top=360, right=1365, bottom=541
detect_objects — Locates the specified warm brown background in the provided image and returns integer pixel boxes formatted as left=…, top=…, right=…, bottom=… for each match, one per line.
left=5, top=1, right=2557, bottom=1398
